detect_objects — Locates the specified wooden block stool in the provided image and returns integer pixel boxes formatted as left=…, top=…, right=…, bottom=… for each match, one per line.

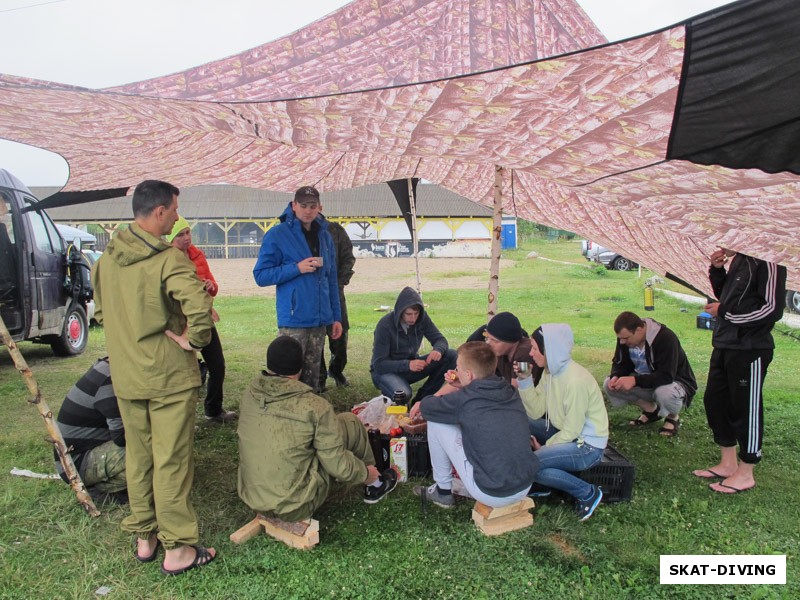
left=471, top=497, right=534, bottom=536
left=230, top=514, right=320, bottom=550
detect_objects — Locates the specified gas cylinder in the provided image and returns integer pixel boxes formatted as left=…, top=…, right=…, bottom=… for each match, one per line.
left=644, top=284, right=655, bottom=311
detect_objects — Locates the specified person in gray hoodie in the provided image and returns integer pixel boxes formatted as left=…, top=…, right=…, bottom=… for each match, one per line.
left=370, top=286, right=457, bottom=404
left=409, top=341, right=538, bottom=509
left=518, top=324, right=608, bottom=522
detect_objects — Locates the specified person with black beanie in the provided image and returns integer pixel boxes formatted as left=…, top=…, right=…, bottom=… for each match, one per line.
left=237, top=336, right=398, bottom=525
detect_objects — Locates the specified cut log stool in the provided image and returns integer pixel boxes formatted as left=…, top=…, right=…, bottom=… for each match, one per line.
left=471, top=497, right=534, bottom=536
left=230, top=514, right=319, bottom=550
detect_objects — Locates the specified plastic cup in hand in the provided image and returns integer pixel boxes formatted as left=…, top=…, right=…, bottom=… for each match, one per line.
left=313, top=256, right=323, bottom=267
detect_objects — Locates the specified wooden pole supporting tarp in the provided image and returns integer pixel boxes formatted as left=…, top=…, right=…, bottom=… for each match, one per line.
left=407, top=178, right=422, bottom=295
left=0, top=314, right=99, bottom=517
left=488, top=165, right=503, bottom=319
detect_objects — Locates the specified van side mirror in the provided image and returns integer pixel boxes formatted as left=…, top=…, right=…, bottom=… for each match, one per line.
left=72, top=236, right=82, bottom=251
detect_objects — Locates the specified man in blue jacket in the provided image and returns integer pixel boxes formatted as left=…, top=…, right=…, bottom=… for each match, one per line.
left=370, top=286, right=456, bottom=404
left=253, top=186, right=342, bottom=392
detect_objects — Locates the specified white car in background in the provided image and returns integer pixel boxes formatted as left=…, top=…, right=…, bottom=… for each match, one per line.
left=787, top=290, right=800, bottom=313
left=580, top=240, right=637, bottom=271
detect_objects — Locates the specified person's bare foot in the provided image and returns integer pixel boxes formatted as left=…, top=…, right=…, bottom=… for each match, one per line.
left=135, top=533, right=159, bottom=562
left=711, top=468, right=756, bottom=494
left=162, top=545, right=216, bottom=573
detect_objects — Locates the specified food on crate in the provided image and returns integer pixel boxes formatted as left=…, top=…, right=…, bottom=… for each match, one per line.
left=396, top=413, right=427, bottom=434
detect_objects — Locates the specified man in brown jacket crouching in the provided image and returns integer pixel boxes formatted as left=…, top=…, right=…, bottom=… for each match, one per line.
left=238, top=336, right=397, bottom=522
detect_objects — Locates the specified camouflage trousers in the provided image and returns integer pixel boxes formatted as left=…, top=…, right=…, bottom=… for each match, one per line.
left=81, top=439, right=127, bottom=493
left=279, top=326, right=326, bottom=393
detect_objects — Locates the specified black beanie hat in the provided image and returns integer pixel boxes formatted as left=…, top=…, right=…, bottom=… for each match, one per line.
left=531, top=326, right=545, bottom=354
left=266, top=335, right=304, bottom=376
left=486, top=312, right=523, bottom=343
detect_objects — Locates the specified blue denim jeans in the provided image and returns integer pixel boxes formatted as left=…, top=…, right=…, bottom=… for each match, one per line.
left=529, top=419, right=604, bottom=501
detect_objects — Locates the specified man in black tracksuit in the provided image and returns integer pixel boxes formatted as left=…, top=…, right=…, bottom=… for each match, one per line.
left=693, top=249, right=786, bottom=494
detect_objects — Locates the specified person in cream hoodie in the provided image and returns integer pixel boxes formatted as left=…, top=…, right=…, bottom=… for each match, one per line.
left=517, top=323, right=608, bottom=522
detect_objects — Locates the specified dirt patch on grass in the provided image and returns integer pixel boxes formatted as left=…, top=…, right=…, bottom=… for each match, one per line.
left=546, top=534, right=586, bottom=563
left=208, top=257, right=513, bottom=297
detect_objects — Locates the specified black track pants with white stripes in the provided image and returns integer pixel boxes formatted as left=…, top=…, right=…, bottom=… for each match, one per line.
left=703, top=347, right=773, bottom=464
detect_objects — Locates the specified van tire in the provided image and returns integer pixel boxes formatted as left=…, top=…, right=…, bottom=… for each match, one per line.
left=51, top=303, right=88, bottom=356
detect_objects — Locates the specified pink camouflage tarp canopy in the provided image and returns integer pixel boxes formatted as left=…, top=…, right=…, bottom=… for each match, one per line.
left=0, top=0, right=799, bottom=295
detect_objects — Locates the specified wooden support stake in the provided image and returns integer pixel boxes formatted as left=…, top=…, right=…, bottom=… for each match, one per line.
left=0, top=314, right=99, bottom=517
left=488, top=165, right=503, bottom=318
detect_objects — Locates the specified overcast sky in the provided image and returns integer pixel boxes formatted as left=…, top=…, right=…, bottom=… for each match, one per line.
left=0, top=0, right=733, bottom=185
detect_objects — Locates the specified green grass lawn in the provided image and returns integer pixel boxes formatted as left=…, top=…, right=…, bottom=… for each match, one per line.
left=1, top=237, right=798, bottom=599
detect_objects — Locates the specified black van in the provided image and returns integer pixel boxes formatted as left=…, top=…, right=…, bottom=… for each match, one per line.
left=0, top=169, right=91, bottom=356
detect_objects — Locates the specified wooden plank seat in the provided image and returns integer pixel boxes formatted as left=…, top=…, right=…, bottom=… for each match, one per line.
left=471, top=497, right=534, bottom=536
left=230, top=514, right=320, bottom=550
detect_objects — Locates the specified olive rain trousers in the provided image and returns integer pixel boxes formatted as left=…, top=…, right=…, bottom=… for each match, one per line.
left=117, top=387, right=199, bottom=549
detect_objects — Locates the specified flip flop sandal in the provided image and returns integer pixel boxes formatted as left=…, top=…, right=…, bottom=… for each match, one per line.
left=160, top=545, right=216, bottom=576
left=659, top=417, right=680, bottom=437
left=628, top=408, right=661, bottom=427
left=709, top=482, right=755, bottom=494
left=133, top=536, right=160, bottom=563
left=693, top=469, right=727, bottom=479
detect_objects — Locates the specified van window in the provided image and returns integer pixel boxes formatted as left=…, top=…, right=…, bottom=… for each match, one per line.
left=29, top=210, right=58, bottom=254
left=43, top=212, right=64, bottom=254
left=1, top=193, right=14, bottom=244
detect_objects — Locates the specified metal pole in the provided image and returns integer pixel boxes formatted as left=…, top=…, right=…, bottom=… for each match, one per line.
left=407, top=178, right=422, bottom=295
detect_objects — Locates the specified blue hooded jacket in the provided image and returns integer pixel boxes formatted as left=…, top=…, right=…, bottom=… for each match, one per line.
left=253, top=203, right=341, bottom=328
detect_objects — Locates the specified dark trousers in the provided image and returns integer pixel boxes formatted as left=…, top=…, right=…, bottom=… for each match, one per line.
left=319, top=326, right=348, bottom=389
left=703, top=347, right=773, bottom=464
left=371, top=349, right=458, bottom=404
left=200, top=326, right=226, bottom=417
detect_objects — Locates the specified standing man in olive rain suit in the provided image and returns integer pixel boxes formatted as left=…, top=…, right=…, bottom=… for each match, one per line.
left=93, top=180, right=217, bottom=576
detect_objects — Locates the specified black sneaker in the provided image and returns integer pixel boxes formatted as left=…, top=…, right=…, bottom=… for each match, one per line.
left=329, top=371, right=350, bottom=387
left=575, top=485, right=603, bottom=522
left=412, top=483, right=455, bottom=508
left=204, top=410, right=238, bottom=424
left=363, top=468, right=398, bottom=504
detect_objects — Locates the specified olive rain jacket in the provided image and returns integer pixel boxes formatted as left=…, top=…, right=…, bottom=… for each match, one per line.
left=252, top=203, right=341, bottom=328
left=237, top=373, right=368, bottom=519
left=709, top=254, right=786, bottom=350
left=370, top=286, right=449, bottom=374
left=92, top=223, right=213, bottom=399
left=609, top=318, right=697, bottom=402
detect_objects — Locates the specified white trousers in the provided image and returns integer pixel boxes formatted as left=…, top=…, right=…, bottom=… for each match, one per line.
left=427, top=421, right=530, bottom=508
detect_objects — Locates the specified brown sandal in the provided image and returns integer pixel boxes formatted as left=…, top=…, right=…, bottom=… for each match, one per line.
left=629, top=408, right=661, bottom=427
left=659, top=417, right=680, bottom=437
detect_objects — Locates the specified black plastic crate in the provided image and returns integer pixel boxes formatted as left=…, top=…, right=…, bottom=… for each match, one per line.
left=576, top=445, right=635, bottom=503
left=407, top=433, right=431, bottom=478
